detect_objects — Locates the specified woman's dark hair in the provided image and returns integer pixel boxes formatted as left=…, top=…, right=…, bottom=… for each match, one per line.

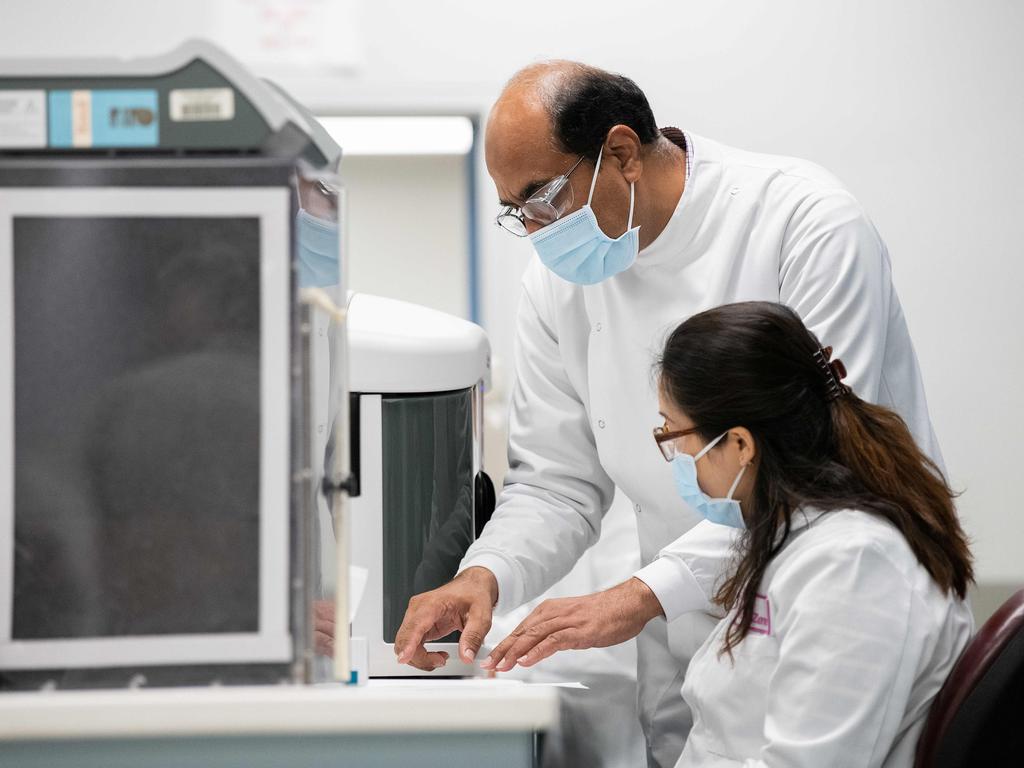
left=549, top=68, right=660, bottom=160
left=657, top=301, right=973, bottom=656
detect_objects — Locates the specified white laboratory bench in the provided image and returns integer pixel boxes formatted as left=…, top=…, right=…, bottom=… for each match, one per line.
left=0, top=679, right=560, bottom=768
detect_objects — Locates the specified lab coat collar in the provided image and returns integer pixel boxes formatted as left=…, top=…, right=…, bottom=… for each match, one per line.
left=773, top=506, right=832, bottom=552
left=635, top=133, right=724, bottom=269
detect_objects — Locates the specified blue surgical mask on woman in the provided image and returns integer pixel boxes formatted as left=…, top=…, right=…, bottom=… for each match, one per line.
left=528, top=145, right=640, bottom=285
left=671, top=431, right=749, bottom=529
left=295, top=208, right=340, bottom=288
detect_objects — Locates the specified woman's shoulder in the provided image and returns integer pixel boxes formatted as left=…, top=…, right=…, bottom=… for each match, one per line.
left=765, top=507, right=972, bottom=639
left=773, top=507, right=924, bottom=589
left=791, top=505, right=911, bottom=546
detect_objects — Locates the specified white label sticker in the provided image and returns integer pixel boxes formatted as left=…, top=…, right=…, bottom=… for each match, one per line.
left=0, top=90, right=46, bottom=148
left=169, top=88, right=236, bottom=122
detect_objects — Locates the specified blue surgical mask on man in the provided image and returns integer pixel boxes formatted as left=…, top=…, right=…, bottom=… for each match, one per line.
left=295, top=208, right=340, bottom=288
left=671, top=431, right=749, bottom=529
left=528, top=145, right=640, bottom=285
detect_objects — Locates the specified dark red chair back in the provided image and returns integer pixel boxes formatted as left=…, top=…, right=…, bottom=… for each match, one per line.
left=915, top=589, right=1024, bottom=767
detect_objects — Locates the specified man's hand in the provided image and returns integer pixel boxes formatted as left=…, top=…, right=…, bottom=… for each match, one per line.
left=480, top=577, right=663, bottom=673
left=393, top=566, right=498, bottom=671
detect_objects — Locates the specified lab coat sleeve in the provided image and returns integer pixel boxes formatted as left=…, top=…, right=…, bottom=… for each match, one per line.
left=780, top=186, right=945, bottom=472
left=743, top=540, right=926, bottom=768
left=459, top=272, right=615, bottom=615
left=779, top=190, right=892, bottom=402
left=634, top=520, right=737, bottom=621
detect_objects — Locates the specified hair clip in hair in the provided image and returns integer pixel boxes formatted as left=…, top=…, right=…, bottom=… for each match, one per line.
left=813, top=345, right=850, bottom=401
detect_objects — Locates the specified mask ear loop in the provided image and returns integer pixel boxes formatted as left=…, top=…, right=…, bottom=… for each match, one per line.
left=693, top=431, right=728, bottom=462
left=693, top=431, right=748, bottom=500
left=726, top=463, right=748, bottom=501
left=586, top=146, right=603, bottom=206
left=626, top=181, right=635, bottom=231
left=586, top=146, right=636, bottom=234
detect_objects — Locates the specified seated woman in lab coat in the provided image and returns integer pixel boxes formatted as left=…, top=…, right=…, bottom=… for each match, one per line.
left=487, top=300, right=974, bottom=768
left=655, top=300, right=973, bottom=768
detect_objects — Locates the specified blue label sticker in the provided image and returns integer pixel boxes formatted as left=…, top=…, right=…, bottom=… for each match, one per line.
left=47, top=90, right=72, bottom=147
left=48, top=89, right=159, bottom=148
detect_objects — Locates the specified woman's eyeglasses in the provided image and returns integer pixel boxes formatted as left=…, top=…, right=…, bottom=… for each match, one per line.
left=652, top=425, right=701, bottom=462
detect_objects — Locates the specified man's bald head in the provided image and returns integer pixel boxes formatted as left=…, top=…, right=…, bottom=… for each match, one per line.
left=488, top=60, right=660, bottom=163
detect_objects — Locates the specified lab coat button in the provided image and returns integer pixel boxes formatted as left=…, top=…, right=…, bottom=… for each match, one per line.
left=634, top=503, right=641, bottom=513
left=595, top=322, right=603, bottom=332
left=597, top=419, right=606, bottom=429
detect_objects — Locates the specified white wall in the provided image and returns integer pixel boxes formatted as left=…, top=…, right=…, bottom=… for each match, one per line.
left=342, top=154, right=469, bottom=319
left=2, top=0, right=1021, bottom=591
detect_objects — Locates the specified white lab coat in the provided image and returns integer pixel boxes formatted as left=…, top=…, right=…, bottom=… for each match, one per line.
left=484, top=354, right=646, bottom=768
left=485, top=491, right=646, bottom=768
left=675, top=510, right=973, bottom=768
left=461, top=133, right=943, bottom=768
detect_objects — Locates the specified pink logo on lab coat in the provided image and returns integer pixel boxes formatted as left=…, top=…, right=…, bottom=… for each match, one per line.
left=750, top=594, right=772, bottom=635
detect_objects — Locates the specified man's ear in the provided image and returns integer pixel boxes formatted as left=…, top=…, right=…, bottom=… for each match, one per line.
left=604, top=124, right=643, bottom=183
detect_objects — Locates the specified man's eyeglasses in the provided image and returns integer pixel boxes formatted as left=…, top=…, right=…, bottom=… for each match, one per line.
left=496, top=155, right=586, bottom=237
left=653, top=425, right=701, bottom=462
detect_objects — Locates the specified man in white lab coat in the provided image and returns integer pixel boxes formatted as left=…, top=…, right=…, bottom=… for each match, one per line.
left=395, top=60, right=943, bottom=768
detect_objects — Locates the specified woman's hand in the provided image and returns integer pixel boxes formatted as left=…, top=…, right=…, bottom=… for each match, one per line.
left=480, top=577, right=664, bottom=672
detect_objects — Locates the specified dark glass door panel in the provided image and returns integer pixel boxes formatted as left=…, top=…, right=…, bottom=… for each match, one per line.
left=12, top=216, right=261, bottom=640
left=381, top=390, right=474, bottom=643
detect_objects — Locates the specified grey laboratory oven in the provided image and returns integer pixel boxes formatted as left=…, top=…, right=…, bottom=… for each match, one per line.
left=0, top=41, right=351, bottom=690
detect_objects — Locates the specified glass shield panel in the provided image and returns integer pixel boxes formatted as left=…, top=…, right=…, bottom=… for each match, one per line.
left=293, top=164, right=347, bottom=682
